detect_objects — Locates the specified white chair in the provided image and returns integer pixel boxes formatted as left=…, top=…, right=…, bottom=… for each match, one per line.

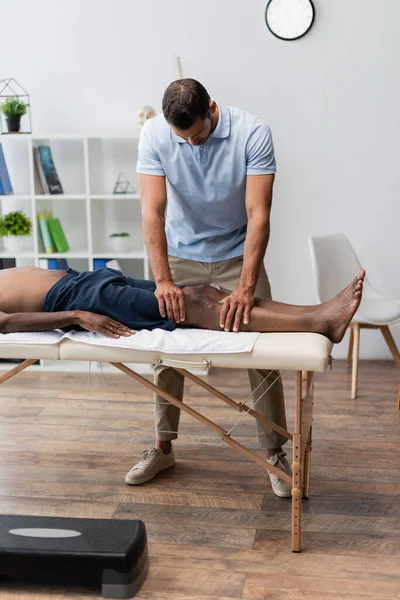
left=309, top=234, right=400, bottom=404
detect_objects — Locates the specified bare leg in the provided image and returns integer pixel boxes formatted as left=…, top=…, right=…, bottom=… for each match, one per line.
left=184, top=284, right=339, bottom=313
left=182, top=270, right=365, bottom=345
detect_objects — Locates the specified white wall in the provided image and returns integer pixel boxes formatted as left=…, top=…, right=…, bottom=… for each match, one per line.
left=2, top=0, right=399, bottom=358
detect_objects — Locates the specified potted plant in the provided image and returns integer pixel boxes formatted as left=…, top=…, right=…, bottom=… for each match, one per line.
left=1, top=97, right=27, bottom=133
left=0, top=210, right=32, bottom=253
left=108, top=232, right=133, bottom=253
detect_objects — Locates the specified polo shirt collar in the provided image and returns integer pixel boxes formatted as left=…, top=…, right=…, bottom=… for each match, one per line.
left=170, top=103, right=230, bottom=143
left=209, top=104, right=230, bottom=139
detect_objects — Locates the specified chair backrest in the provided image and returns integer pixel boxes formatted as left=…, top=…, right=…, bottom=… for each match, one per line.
left=308, top=234, right=362, bottom=303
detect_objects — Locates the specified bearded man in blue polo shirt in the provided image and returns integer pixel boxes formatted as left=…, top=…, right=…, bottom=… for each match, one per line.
left=126, top=78, right=290, bottom=497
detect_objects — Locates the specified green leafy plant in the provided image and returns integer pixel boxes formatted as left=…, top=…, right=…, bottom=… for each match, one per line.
left=0, top=211, right=32, bottom=237
left=1, top=97, right=27, bottom=118
left=110, top=232, right=131, bottom=238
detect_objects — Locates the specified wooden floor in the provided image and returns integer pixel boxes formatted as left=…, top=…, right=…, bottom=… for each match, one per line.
left=0, top=360, right=398, bottom=599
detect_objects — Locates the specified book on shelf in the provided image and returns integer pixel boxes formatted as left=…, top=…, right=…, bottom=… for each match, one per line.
left=47, top=218, right=69, bottom=252
left=93, top=258, right=122, bottom=272
left=33, top=145, right=63, bottom=195
left=37, top=212, right=70, bottom=254
left=37, top=211, right=56, bottom=253
left=93, top=258, right=107, bottom=270
left=33, top=154, right=45, bottom=195
left=0, top=258, right=16, bottom=269
left=0, top=143, right=13, bottom=195
left=40, top=258, right=69, bottom=270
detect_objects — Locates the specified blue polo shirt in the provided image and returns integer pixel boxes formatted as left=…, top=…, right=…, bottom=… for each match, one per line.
left=136, top=104, right=276, bottom=262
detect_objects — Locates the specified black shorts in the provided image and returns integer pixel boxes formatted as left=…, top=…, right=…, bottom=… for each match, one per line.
left=44, top=268, right=176, bottom=331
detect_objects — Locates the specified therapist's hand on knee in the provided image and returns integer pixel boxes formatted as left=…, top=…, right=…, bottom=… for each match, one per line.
left=155, top=281, right=185, bottom=323
left=220, top=287, right=255, bottom=332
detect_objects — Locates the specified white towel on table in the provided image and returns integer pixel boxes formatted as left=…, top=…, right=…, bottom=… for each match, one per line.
left=0, top=328, right=260, bottom=354
left=0, top=331, right=65, bottom=345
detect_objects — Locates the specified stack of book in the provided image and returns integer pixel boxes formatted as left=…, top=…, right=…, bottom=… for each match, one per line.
left=38, top=210, right=69, bottom=254
left=34, top=145, right=63, bottom=194
left=0, top=143, right=13, bottom=195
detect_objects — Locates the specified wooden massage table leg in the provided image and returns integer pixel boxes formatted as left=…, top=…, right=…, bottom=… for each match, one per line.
left=292, top=371, right=314, bottom=552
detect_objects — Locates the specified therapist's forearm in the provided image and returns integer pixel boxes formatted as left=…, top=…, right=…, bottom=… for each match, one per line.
left=239, top=219, right=270, bottom=293
left=142, top=214, right=172, bottom=284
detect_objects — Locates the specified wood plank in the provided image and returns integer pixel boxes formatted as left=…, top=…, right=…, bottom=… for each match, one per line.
left=0, top=480, right=263, bottom=510
left=254, top=529, right=400, bottom=557
left=144, top=522, right=256, bottom=549
left=113, top=503, right=400, bottom=535
left=147, top=547, right=400, bottom=580
left=138, top=565, right=245, bottom=598
left=0, top=497, right=117, bottom=518
left=242, top=573, right=400, bottom=599
left=262, top=494, right=400, bottom=518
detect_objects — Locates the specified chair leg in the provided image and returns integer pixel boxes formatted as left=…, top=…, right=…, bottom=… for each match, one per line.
left=351, top=324, right=360, bottom=399
left=380, top=326, right=400, bottom=368
left=347, top=326, right=354, bottom=365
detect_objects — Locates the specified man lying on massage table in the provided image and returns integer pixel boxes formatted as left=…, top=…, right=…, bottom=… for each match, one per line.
left=0, top=266, right=364, bottom=342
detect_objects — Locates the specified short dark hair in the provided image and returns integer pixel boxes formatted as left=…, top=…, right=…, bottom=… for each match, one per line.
left=162, top=78, right=211, bottom=129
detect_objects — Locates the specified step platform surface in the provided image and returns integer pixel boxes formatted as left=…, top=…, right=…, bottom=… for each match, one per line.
left=0, top=514, right=148, bottom=599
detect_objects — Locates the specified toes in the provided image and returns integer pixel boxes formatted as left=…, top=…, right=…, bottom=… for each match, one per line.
left=354, top=269, right=365, bottom=284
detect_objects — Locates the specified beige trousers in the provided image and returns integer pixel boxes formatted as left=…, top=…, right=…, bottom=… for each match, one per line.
left=154, top=255, right=287, bottom=449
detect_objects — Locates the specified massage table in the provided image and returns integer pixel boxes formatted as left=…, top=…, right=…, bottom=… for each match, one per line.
left=0, top=329, right=332, bottom=554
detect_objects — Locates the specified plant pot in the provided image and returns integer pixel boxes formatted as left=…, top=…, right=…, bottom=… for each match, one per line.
left=108, top=236, right=133, bottom=254
left=5, top=115, right=21, bottom=133
left=4, top=235, right=25, bottom=253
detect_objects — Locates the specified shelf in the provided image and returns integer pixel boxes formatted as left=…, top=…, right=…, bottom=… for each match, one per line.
left=35, top=194, right=86, bottom=201
left=39, top=250, right=89, bottom=259
left=91, top=194, right=139, bottom=201
left=0, top=134, right=31, bottom=141
left=2, top=133, right=141, bottom=140
left=0, top=251, right=34, bottom=258
left=30, top=134, right=140, bottom=141
left=92, top=251, right=146, bottom=259
left=0, top=195, right=32, bottom=201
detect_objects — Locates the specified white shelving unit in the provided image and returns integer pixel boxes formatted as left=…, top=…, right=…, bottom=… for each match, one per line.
left=0, top=133, right=152, bottom=372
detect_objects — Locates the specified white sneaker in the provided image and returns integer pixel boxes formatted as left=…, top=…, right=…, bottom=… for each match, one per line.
left=125, top=446, right=175, bottom=485
left=267, top=451, right=292, bottom=498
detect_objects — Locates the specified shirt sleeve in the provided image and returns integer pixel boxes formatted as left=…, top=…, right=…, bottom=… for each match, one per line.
left=246, top=120, right=276, bottom=175
left=136, top=122, right=165, bottom=176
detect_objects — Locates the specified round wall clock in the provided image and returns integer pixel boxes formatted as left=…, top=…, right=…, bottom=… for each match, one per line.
left=265, top=0, right=315, bottom=41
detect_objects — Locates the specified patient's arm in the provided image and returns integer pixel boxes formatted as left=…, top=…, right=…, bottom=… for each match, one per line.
left=0, top=310, right=134, bottom=338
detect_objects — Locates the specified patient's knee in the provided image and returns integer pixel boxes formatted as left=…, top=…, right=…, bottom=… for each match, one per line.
left=184, top=294, right=220, bottom=329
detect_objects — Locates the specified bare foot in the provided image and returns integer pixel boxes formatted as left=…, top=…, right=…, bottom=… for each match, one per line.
left=321, top=269, right=365, bottom=343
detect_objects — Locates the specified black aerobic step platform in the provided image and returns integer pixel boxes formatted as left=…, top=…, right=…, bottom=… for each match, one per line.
left=0, top=514, right=148, bottom=599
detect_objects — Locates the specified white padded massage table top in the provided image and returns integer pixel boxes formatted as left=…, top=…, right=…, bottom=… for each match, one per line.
left=0, top=330, right=333, bottom=372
